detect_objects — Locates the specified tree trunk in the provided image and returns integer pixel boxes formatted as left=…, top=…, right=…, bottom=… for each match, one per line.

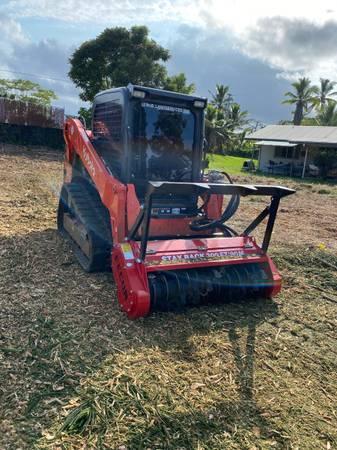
left=293, top=103, right=303, bottom=125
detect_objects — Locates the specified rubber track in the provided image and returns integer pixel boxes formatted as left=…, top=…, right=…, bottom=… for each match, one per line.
left=58, top=179, right=112, bottom=272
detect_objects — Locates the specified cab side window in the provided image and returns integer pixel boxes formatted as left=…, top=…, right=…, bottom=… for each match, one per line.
left=92, top=100, right=123, bottom=178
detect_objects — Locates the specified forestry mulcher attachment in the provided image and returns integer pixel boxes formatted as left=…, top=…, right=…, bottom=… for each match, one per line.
left=58, top=84, right=295, bottom=319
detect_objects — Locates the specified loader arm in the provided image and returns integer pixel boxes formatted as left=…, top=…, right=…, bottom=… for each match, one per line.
left=63, top=118, right=127, bottom=242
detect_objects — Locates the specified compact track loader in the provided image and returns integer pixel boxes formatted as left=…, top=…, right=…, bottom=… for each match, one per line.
left=57, top=84, right=295, bottom=318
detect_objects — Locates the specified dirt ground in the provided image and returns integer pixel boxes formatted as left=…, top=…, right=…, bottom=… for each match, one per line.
left=0, top=144, right=336, bottom=449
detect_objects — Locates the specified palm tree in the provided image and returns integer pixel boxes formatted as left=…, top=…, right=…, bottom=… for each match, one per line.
left=314, top=78, right=337, bottom=109
left=209, top=84, right=233, bottom=112
left=227, top=103, right=250, bottom=129
left=205, top=104, right=229, bottom=150
left=282, top=77, right=317, bottom=125
left=205, top=103, right=250, bottom=152
left=316, top=102, right=337, bottom=126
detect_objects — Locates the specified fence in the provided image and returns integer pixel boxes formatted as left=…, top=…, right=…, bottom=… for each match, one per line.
left=0, top=98, right=64, bottom=149
left=0, top=98, right=64, bottom=129
left=0, top=123, right=64, bottom=149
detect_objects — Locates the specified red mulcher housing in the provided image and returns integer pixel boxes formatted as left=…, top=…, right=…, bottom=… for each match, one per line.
left=57, top=84, right=295, bottom=319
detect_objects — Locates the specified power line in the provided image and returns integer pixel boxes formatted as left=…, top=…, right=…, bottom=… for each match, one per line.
left=0, top=68, right=72, bottom=84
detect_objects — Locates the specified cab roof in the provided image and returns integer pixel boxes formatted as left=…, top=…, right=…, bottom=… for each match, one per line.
left=94, top=83, right=207, bottom=106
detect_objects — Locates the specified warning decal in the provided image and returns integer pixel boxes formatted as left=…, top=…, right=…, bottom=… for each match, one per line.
left=121, top=243, right=134, bottom=260
left=145, top=250, right=260, bottom=266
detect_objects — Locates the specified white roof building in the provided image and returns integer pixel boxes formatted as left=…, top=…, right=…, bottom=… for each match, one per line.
left=246, top=125, right=337, bottom=178
left=247, top=125, right=337, bottom=147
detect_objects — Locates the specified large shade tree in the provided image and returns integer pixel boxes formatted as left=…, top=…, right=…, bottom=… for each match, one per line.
left=282, top=77, right=317, bottom=125
left=69, top=25, right=193, bottom=102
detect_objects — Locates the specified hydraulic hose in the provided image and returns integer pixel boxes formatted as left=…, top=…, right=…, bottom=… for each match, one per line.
left=189, top=170, right=240, bottom=236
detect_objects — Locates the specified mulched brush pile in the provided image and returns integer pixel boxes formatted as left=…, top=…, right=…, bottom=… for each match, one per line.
left=0, top=144, right=336, bottom=449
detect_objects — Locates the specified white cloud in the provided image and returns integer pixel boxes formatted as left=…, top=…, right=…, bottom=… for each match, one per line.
left=2, top=0, right=337, bottom=119
left=241, top=17, right=337, bottom=83
left=4, top=0, right=337, bottom=84
left=0, top=15, right=82, bottom=113
left=204, top=0, right=337, bottom=31
left=4, top=0, right=337, bottom=30
left=0, top=14, right=28, bottom=66
left=166, top=25, right=291, bottom=123
left=3, top=0, right=205, bottom=24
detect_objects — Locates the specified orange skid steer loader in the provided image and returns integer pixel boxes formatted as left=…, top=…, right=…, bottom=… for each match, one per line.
left=57, top=84, right=295, bottom=318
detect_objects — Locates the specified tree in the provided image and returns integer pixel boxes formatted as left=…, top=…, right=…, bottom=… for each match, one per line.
left=227, top=103, right=250, bottom=129
left=69, top=26, right=169, bottom=101
left=163, top=73, right=195, bottom=94
left=316, top=102, right=337, bottom=126
left=206, top=85, right=232, bottom=151
left=205, top=104, right=228, bottom=150
left=205, top=97, right=251, bottom=153
left=282, top=77, right=317, bottom=125
left=314, top=78, right=337, bottom=109
left=69, top=26, right=194, bottom=102
left=314, top=149, right=336, bottom=177
left=0, top=78, right=57, bottom=106
left=209, top=84, right=233, bottom=112
left=78, top=106, right=92, bottom=127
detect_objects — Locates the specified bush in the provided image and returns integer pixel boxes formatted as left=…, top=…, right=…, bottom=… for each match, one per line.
left=225, top=147, right=258, bottom=158
left=313, top=149, right=337, bottom=177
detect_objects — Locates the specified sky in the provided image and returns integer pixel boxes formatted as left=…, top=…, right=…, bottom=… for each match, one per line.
left=1, top=0, right=337, bottom=123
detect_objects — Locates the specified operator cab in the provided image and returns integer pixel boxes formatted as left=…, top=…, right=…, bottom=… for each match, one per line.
left=91, top=84, right=207, bottom=217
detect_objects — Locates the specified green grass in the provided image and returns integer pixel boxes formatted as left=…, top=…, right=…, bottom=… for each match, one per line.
left=207, top=154, right=257, bottom=175
left=207, top=154, right=337, bottom=189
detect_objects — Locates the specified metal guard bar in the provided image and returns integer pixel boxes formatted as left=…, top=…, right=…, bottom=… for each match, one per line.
left=147, top=181, right=295, bottom=198
left=128, top=181, right=295, bottom=260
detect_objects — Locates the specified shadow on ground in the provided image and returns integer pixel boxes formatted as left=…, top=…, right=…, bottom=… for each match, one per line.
left=123, top=300, right=282, bottom=449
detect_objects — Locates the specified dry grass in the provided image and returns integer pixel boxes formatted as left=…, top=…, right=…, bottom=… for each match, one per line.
left=0, top=144, right=336, bottom=450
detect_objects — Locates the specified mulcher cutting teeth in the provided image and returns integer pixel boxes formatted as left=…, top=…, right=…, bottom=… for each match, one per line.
left=148, top=263, right=271, bottom=312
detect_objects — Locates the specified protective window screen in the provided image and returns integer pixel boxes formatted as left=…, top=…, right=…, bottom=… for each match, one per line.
left=131, top=101, right=195, bottom=181
left=93, top=101, right=122, bottom=143
left=92, top=100, right=123, bottom=177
